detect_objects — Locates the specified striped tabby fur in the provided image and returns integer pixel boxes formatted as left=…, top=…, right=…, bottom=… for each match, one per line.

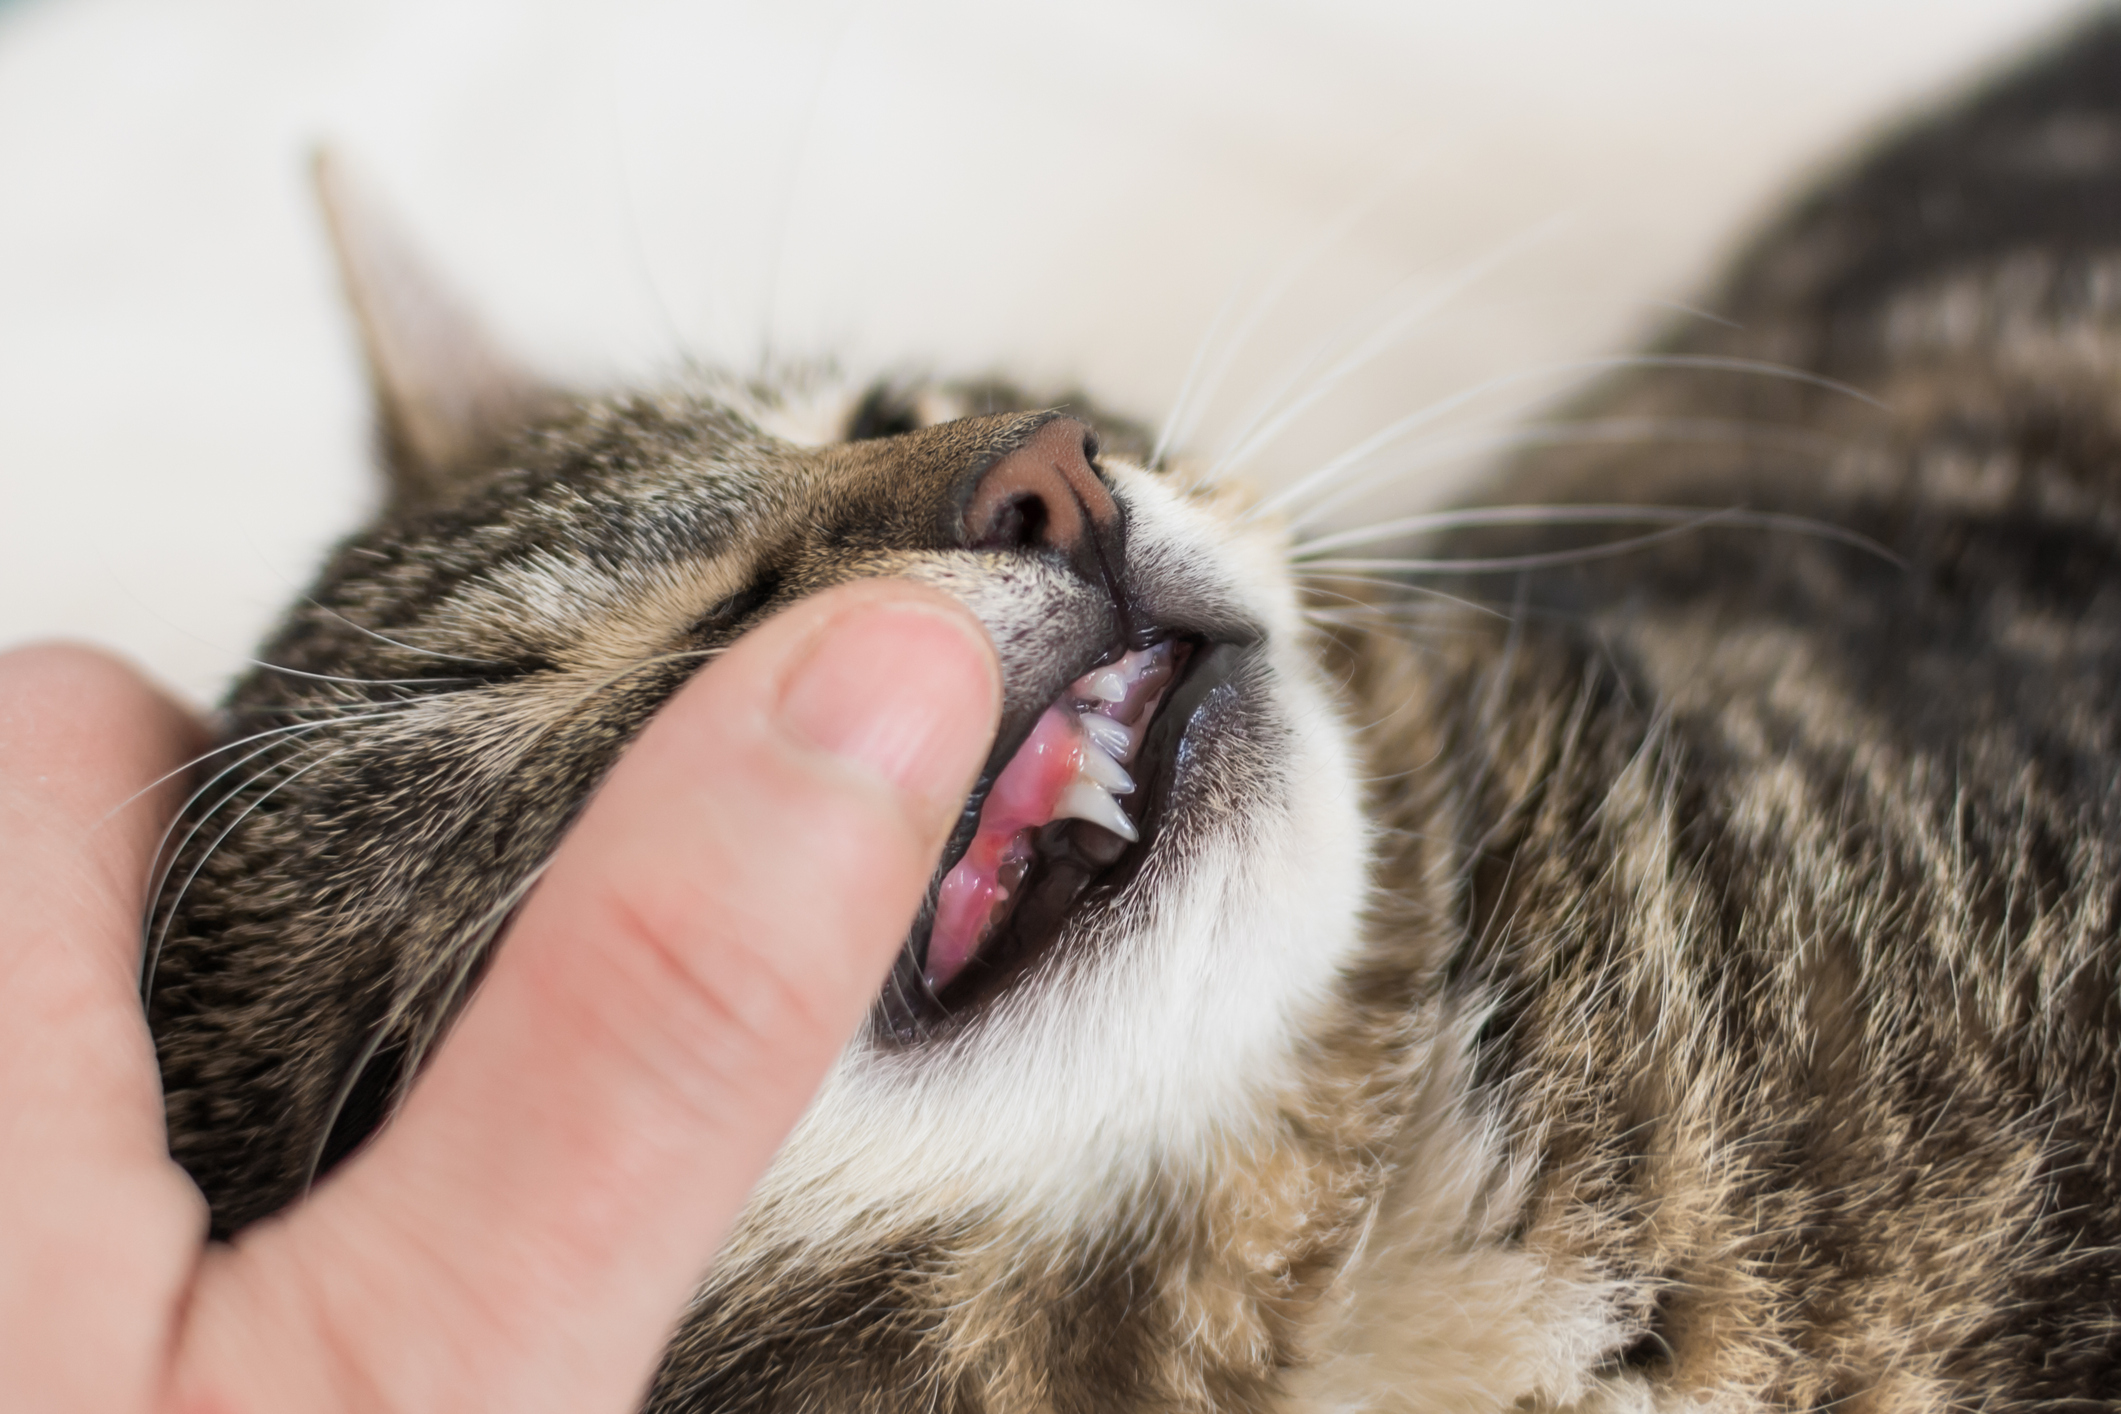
left=152, top=17, right=2121, bottom=1410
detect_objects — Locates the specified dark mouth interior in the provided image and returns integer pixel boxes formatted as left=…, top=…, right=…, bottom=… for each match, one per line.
left=879, top=635, right=1239, bottom=1035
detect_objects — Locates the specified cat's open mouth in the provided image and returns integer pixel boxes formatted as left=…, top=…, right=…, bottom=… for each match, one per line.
left=924, top=638, right=1187, bottom=993
left=885, top=631, right=1243, bottom=1032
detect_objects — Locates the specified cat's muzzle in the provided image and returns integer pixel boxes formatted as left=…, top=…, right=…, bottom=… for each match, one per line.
left=879, top=629, right=1247, bottom=1039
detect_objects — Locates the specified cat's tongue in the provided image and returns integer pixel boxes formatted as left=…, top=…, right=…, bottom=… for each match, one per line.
left=924, top=643, right=1175, bottom=993
left=926, top=704, right=1083, bottom=990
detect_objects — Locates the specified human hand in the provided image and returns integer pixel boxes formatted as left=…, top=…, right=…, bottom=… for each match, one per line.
left=0, top=581, right=999, bottom=1414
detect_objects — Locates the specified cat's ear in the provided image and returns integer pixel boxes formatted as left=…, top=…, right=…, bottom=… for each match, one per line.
left=313, top=150, right=562, bottom=512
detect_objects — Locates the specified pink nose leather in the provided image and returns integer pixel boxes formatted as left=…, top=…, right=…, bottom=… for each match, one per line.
left=962, top=417, right=1119, bottom=556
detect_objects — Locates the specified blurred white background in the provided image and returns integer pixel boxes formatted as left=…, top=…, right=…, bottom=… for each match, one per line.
left=0, top=0, right=2088, bottom=701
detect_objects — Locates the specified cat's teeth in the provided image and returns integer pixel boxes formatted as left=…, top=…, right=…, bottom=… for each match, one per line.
left=1076, top=736, right=1135, bottom=794
left=1083, top=668, right=1129, bottom=703
left=1055, top=779, right=1139, bottom=842
left=1079, top=712, right=1133, bottom=759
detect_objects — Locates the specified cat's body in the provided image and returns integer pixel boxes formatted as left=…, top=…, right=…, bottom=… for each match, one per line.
left=151, top=18, right=2121, bottom=1411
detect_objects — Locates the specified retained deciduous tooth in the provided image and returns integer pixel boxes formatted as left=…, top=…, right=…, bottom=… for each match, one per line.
left=1079, top=712, right=1132, bottom=758
left=1076, top=737, right=1135, bottom=794
left=1083, top=668, right=1128, bottom=702
left=1056, top=779, right=1139, bottom=842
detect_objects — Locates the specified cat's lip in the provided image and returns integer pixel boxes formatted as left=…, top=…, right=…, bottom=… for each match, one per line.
left=876, top=632, right=1248, bottom=1039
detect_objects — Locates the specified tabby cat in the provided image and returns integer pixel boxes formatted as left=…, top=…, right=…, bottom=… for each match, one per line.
left=149, top=16, right=2121, bottom=1410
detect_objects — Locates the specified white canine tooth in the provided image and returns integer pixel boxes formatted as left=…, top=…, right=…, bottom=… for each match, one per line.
left=1076, top=737, right=1135, bottom=794
left=1084, top=668, right=1128, bottom=703
left=1079, top=712, right=1132, bottom=758
left=1055, top=779, right=1139, bottom=842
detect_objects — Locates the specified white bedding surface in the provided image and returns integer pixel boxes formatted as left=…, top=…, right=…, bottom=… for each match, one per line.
left=0, top=0, right=2083, bottom=700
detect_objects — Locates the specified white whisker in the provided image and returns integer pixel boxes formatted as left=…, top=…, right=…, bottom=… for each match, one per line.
left=1213, top=213, right=1573, bottom=479
left=138, top=688, right=490, bottom=992
left=1289, top=416, right=1844, bottom=531
left=1291, top=569, right=1512, bottom=620
left=1294, top=503, right=1900, bottom=563
left=1644, top=296, right=1745, bottom=332
left=1153, top=147, right=1439, bottom=466
left=1246, top=353, right=1887, bottom=526
left=143, top=745, right=353, bottom=1011
left=97, top=702, right=415, bottom=840
left=1295, top=580, right=1480, bottom=628
left=225, top=690, right=487, bottom=716
left=246, top=659, right=490, bottom=688
left=1299, top=513, right=1760, bottom=576
left=136, top=713, right=413, bottom=972
left=299, top=597, right=513, bottom=668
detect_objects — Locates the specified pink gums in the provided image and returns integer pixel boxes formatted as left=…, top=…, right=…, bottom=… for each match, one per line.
left=926, top=703, right=1084, bottom=991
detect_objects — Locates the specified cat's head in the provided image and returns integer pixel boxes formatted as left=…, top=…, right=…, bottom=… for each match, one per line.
left=151, top=160, right=1373, bottom=1341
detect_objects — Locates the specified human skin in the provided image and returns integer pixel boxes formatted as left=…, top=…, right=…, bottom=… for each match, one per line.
left=0, top=580, right=1000, bottom=1414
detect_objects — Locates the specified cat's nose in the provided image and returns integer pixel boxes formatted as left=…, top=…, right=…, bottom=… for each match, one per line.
left=961, top=417, right=1121, bottom=574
